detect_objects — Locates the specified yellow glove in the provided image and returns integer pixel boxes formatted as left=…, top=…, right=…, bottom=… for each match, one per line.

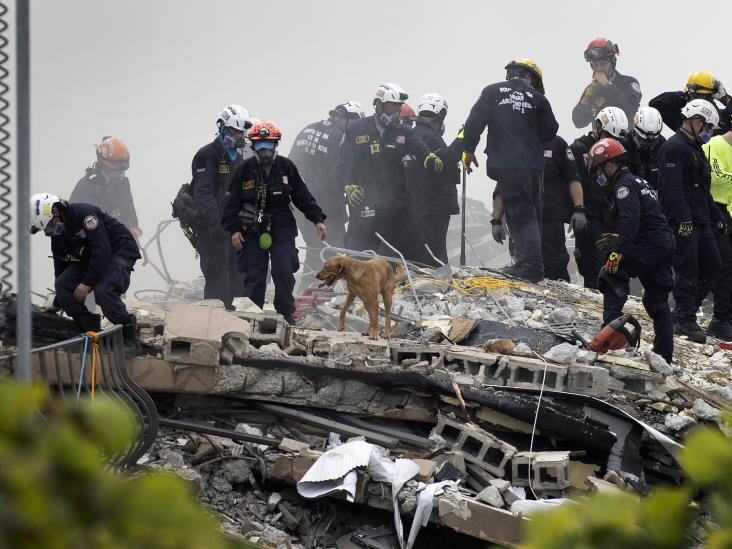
left=456, top=124, right=465, bottom=139
left=424, top=152, right=444, bottom=173
left=604, top=251, right=623, bottom=274
left=344, top=184, right=365, bottom=207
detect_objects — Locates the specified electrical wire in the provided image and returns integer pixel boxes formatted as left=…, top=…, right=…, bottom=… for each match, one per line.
left=396, top=276, right=525, bottom=297
left=527, top=350, right=550, bottom=501
left=0, top=3, right=12, bottom=296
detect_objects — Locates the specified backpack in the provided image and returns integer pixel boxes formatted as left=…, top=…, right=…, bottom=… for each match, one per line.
left=171, top=182, right=201, bottom=250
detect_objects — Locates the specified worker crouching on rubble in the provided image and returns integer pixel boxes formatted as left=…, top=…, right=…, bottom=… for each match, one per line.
left=30, top=193, right=142, bottom=355
left=589, top=139, right=675, bottom=363
left=221, top=120, right=327, bottom=325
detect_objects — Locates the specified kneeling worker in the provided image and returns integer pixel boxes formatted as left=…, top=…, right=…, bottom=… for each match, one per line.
left=222, top=120, right=327, bottom=324
left=589, top=139, right=675, bottom=363
left=30, top=193, right=142, bottom=353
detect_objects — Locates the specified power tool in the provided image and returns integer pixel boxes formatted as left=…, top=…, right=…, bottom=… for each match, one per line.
left=573, top=315, right=641, bottom=354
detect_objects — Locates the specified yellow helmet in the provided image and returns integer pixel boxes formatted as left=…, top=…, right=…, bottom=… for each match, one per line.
left=505, top=58, right=544, bottom=93
left=685, top=71, right=718, bottom=95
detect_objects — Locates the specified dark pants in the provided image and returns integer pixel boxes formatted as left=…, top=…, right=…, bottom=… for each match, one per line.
left=55, top=257, right=135, bottom=325
left=237, top=236, right=299, bottom=316
left=574, top=215, right=611, bottom=289
left=541, top=218, right=570, bottom=282
left=197, top=229, right=244, bottom=308
left=600, top=243, right=675, bottom=363
left=296, top=204, right=346, bottom=292
left=345, top=205, right=380, bottom=252
left=497, top=168, right=544, bottom=278
left=712, top=228, right=732, bottom=321
left=673, top=223, right=721, bottom=322
left=420, top=214, right=451, bottom=266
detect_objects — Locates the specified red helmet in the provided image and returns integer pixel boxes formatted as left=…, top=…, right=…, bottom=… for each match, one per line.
left=589, top=138, right=626, bottom=167
left=584, top=37, right=619, bottom=62
left=400, top=103, right=416, bottom=119
left=248, top=120, right=282, bottom=141
left=96, top=136, right=130, bottom=171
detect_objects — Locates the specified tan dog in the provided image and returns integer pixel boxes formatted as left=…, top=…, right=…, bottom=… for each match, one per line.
left=315, top=255, right=406, bottom=339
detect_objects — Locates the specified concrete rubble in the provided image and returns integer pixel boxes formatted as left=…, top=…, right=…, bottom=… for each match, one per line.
left=8, top=262, right=732, bottom=548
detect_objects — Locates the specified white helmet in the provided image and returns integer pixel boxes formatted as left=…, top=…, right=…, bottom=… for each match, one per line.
left=595, top=106, right=629, bottom=138
left=329, top=101, right=365, bottom=119
left=634, top=107, right=663, bottom=140
left=216, top=104, right=252, bottom=131
left=30, top=193, right=60, bottom=233
left=374, top=82, right=408, bottom=104
left=681, top=99, right=720, bottom=127
left=418, top=93, right=448, bottom=116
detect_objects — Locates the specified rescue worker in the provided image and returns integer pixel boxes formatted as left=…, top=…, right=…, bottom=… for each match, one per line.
left=650, top=71, right=732, bottom=133
left=31, top=193, right=142, bottom=354
left=704, top=123, right=732, bottom=340
left=289, top=101, right=363, bottom=289
left=70, top=136, right=141, bottom=237
left=589, top=139, right=675, bottom=364
left=221, top=120, right=327, bottom=324
left=572, top=38, right=642, bottom=129
left=462, top=59, right=559, bottom=282
left=570, top=106, right=629, bottom=288
left=658, top=99, right=722, bottom=343
left=190, top=105, right=252, bottom=309
left=622, top=107, right=665, bottom=190
left=405, top=93, right=464, bottom=265
left=400, top=103, right=417, bottom=129
left=336, top=83, right=443, bottom=262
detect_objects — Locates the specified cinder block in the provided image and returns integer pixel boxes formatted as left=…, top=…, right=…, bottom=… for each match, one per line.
left=390, top=342, right=447, bottom=367
left=246, top=312, right=291, bottom=349
left=566, top=364, right=609, bottom=396
left=303, top=331, right=391, bottom=368
left=511, top=451, right=570, bottom=491
left=432, top=416, right=517, bottom=478
left=445, top=350, right=501, bottom=379
left=506, top=356, right=566, bottom=391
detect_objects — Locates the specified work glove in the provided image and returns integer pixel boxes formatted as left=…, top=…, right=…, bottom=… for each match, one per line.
left=456, top=124, right=465, bottom=139
left=569, top=206, right=588, bottom=233
left=424, top=152, right=444, bottom=172
left=713, top=79, right=728, bottom=102
left=604, top=251, right=623, bottom=274
left=462, top=152, right=478, bottom=173
left=490, top=219, right=506, bottom=245
left=596, top=233, right=619, bottom=254
left=678, top=221, right=694, bottom=237
left=712, top=205, right=729, bottom=234
left=344, top=184, right=365, bottom=207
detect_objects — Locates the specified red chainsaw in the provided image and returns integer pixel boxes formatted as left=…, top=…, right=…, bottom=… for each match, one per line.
left=573, top=315, right=641, bottom=354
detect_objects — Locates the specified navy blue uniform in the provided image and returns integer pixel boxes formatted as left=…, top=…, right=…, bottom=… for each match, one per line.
left=621, top=134, right=665, bottom=190
left=650, top=91, right=732, bottom=133
left=599, top=167, right=675, bottom=362
left=541, top=136, right=578, bottom=282
left=221, top=155, right=325, bottom=316
left=336, top=116, right=433, bottom=262
left=191, top=138, right=245, bottom=307
left=570, top=133, right=612, bottom=288
left=572, top=71, right=642, bottom=129
left=288, top=117, right=345, bottom=288
left=463, top=79, right=559, bottom=280
left=70, top=167, right=139, bottom=230
left=404, top=121, right=463, bottom=265
left=658, top=131, right=721, bottom=323
left=52, top=203, right=140, bottom=326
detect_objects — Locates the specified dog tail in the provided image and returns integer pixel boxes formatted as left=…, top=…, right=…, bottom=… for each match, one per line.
left=394, top=263, right=407, bottom=283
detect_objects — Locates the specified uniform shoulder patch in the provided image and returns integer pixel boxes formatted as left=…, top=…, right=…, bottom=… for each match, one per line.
left=83, top=215, right=98, bottom=230
left=218, top=163, right=230, bottom=174
left=243, top=180, right=255, bottom=190
left=544, top=149, right=553, bottom=158
left=282, top=175, right=289, bottom=185
left=631, top=81, right=641, bottom=93
left=616, top=186, right=630, bottom=200
left=565, top=147, right=575, bottom=161
left=356, top=135, right=369, bottom=144
left=396, top=135, right=406, bottom=144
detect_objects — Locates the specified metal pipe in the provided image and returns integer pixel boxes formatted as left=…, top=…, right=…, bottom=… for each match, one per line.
left=159, top=417, right=281, bottom=447
left=15, top=0, right=31, bottom=380
left=460, top=164, right=467, bottom=266
left=374, top=232, right=422, bottom=316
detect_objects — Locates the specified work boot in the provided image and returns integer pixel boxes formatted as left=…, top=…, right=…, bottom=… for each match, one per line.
left=500, top=265, right=543, bottom=284
left=75, top=313, right=101, bottom=333
left=282, top=313, right=297, bottom=326
left=121, top=315, right=141, bottom=358
left=674, top=319, right=706, bottom=344
left=707, top=318, right=732, bottom=341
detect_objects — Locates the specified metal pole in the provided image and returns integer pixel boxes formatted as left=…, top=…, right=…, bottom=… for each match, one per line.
left=15, top=0, right=31, bottom=380
left=459, top=164, right=467, bottom=266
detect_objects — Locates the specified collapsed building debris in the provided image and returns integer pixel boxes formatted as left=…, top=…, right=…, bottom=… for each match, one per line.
left=5, top=260, right=732, bottom=547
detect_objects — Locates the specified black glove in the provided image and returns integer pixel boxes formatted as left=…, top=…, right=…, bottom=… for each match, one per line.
left=569, top=206, right=588, bottom=233
left=713, top=205, right=729, bottom=234
left=596, top=233, right=619, bottom=253
left=490, top=218, right=506, bottom=244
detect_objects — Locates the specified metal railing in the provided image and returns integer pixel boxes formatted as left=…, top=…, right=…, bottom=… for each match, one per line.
left=0, top=325, right=158, bottom=467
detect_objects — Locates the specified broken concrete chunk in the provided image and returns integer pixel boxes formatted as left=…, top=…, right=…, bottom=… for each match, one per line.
left=255, top=343, right=289, bottom=357
left=266, top=491, right=282, bottom=512
left=664, top=413, right=696, bottom=432
left=513, top=342, right=532, bottom=356
left=278, top=438, right=310, bottom=454
left=550, top=307, right=576, bottom=325
left=511, top=451, right=570, bottom=491
left=506, top=297, right=525, bottom=316
left=586, top=477, right=623, bottom=494
left=412, top=459, right=437, bottom=482
left=644, top=348, right=673, bottom=376
left=435, top=460, right=467, bottom=483
left=232, top=297, right=263, bottom=314
left=489, top=478, right=511, bottom=493
left=648, top=402, right=678, bottom=413
left=690, top=399, right=722, bottom=422
left=476, top=485, right=504, bottom=508
left=543, top=342, right=579, bottom=365
left=503, top=485, right=526, bottom=506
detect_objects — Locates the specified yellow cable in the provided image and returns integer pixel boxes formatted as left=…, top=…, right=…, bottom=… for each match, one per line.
left=396, top=276, right=525, bottom=298
left=84, top=331, right=100, bottom=401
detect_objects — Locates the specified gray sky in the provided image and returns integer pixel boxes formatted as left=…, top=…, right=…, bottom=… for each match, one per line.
left=26, top=0, right=732, bottom=298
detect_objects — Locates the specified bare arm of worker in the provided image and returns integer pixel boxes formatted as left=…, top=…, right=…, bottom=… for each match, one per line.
left=492, top=193, right=504, bottom=221
left=568, top=179, right=584, bottom=207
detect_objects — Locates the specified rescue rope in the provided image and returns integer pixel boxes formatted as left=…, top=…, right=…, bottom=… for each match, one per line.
left=396, top=276, right=525, bottom=298
left=79, top=331, right=101, bottom=401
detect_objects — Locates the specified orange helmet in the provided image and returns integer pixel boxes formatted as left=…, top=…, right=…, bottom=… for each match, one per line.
left=248, top=120, right=282, bottom=141
left=584, top=37, right=619, bottom=62
left=96, top=136, right=130, bottom=171
left=400, top=103, right=416, bottom=118
left=589, top=138, right=627, bottom=167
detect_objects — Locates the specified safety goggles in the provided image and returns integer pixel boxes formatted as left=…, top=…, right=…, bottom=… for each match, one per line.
left=253, top=140, right=276, bottom=150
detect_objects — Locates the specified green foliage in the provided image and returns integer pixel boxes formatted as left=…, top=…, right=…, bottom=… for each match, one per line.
left=0, top=381, right=250, bottom=549
left=516, top=414, right=732, bottom=549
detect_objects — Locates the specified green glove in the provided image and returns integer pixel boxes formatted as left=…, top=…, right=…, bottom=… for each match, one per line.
left=678, top=221, right=694, bottom=237
left=456, top=124, right=465, bottom=139
left=424, top=152, right=444, bottom=172
left=595, top=232, right=619, bottom=253
left=344, top=184, right=365, bottom=207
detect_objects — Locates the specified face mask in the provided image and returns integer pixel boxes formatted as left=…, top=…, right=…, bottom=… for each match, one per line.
left=44, top=220, right=64, bottom=237
left=595, top=168, right=608, bottom=187
left=379, top=111, right=400, bottom=128
left=253, top=141, right=277, bottom=165
left=101, top=168, right=125, bottom=184
left=697, top=129, right=713, bottom=144
left=219, top=123, right=246, bottom=149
